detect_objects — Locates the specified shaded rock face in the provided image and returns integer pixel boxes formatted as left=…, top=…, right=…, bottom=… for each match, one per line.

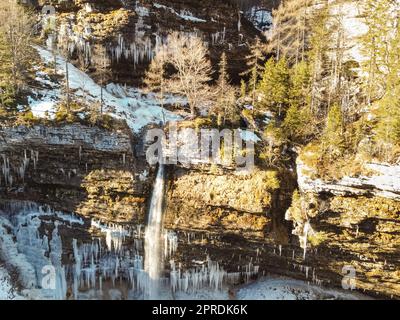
left=0, top=124, right=153, bottom=223
left=34, top=0, right=277, bottom=85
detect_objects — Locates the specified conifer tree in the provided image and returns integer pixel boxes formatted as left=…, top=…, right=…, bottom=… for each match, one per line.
left=214, top=52, right=238, bottom=125
left=289, top=60, right=311, bottom=108
left=258, top=57, right=290, bottom=117
left=241, top=37, right=266, bottom=105
left=322, top=103, right=344, bottom=157
left=361, top=0, right=400, bottom=158
left=282, top=61, right=313, bottom=142
left=308, top=0, right=331, bottom=115
left=240, top=79, right=247, bottom=99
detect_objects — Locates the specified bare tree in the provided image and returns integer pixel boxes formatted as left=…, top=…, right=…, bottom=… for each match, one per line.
left=93, top=44, right=111, bottom=115
left=0, top=0, right=35, bottom=96
left=144, top=45, right=168, bottom=123
left=57, top=21, right=74, bottom=112
left=166, top=32, right=213, bottom=117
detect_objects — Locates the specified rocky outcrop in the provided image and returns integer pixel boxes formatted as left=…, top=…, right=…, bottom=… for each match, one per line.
left=285, top=158, right=400, bottom=299
left=297, top=159, right=400, bottom=200
left=0, top=124, right=153, bottom=223
left=164, top=167, right=280, bottom=238
left=33, top=0, right=274, bottom=85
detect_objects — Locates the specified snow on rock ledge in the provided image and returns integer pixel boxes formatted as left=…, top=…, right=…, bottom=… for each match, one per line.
left=0, top=124, right=132, bottom=153
left=297, top=159, right=400, bottom=200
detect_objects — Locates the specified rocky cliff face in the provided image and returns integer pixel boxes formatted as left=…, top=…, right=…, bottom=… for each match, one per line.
left=0, top=124, right=153, bottom=223
left=33, top=0, right=276, bottom=85
left=164, top=166, right=279, bottom=238
left=3, top=123, right=400, bottom=299
left=284, top=158, right=400, bottom=299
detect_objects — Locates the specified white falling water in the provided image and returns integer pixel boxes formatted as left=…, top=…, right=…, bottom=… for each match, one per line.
left=144, top=166, right=165, bottom=299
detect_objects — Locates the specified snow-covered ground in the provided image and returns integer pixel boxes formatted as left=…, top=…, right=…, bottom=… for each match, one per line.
left=153, top=3, right=207, bottom=23
left=30, top=46, right=182, bottom=132
left=236, top=277, right=369, bottom=300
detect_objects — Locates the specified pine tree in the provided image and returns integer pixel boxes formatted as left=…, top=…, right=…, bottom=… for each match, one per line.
left=289, top=60, right=311, bottom=108
left=361, top=0, right=400, bottom=159
left=308, top=0, right=331, bottom=115
left=57, top=22, right=75, bottom=112
left=361, top=0, right=395, bottom=104
left=241, top=37, right=266, bottom=105
left=214, top=52, right=239, bottom=125
left=322, top=103, right=344, bottom=157
left=258, top=57, right=290, bottom=117
left=282, top=61, right=313, bottom=142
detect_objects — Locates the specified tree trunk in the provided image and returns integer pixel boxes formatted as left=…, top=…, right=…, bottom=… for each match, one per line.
left=66, top=59, right=70, bottom=112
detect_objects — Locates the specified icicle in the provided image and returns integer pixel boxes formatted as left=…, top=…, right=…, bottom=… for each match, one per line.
left=302, top=221, right=311, bottom=260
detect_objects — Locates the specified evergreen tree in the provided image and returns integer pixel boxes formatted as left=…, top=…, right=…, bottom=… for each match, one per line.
left=289, top=60, right=311, bottom=108
left=241, top=37, right=266, bottom=105
left=322, top=103, right=344, bottom=157
left=308, top=0, right=331, bottom=114
left=361, top=0, right=400, bottom=159
left=240, top=79, right=247, bottom=99
left=214, top=52, right=239, bottom=125
left=258, top=57, right=290, bottom=117
left=361, top=0, right=394, bottom=104
left=282, top=61, right=312, bottom=142
left=268, top=0, right=312, bottom=63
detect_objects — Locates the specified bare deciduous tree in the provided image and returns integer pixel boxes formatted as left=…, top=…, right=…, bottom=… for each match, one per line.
left=93, top=44, right=111, bottom=115
left=166, top=32, right=213, bottom=117
left=0, top=0, right=35, bottom=96
left=144, top=45, right=168, bottom=123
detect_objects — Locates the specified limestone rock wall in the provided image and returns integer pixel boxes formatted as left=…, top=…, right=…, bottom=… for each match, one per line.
left=0, top=124, right=153, bottom=223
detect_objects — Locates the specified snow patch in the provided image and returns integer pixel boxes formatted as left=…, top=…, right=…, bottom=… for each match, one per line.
left=32, top=46, right=182, bottom=132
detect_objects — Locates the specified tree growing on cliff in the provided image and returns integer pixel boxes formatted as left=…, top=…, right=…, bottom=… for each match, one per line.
left=361, top=0, right=400, bottom=159
left=322, top=103, right=345, bottom=157
left=258, top=57, right=290, bottom=117
left=282, top=61, right=314, bottom=142
left=57, top=22, right=75, bottom=112
left=144, top=45, right=168, bottom=123
left=213, top=52, right=239, bottom=126
left=268, top=0, right=312, bottom=63
left=93, top=45, right=111, bottom=115
left=307, top=0, right=331, bottom=115
left=241, top=37, right=266, bottom=105
left=166, top=32, right=213, bottom=117
left=0, top=0, right=35, bottom=100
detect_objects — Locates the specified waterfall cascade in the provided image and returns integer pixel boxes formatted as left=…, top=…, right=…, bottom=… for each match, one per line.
left=144, top=165, right=165, bottom=299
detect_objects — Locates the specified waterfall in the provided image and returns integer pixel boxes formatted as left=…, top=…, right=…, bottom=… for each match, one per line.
left=144, top=165, right=165, bottom=299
